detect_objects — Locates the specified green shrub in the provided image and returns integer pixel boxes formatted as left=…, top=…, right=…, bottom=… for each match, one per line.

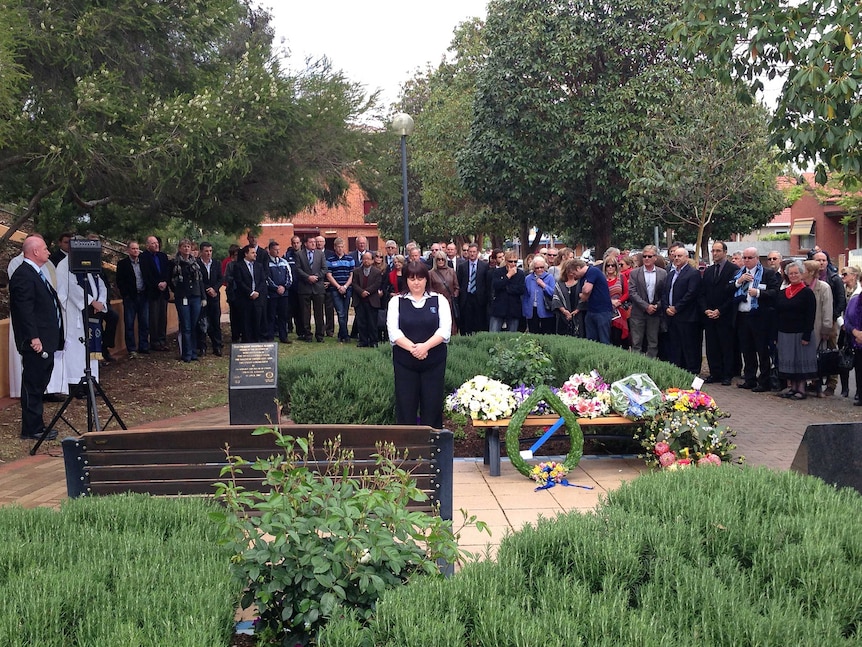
left=488, top=335, right=556, bottom=386
left=320, top=467, right=862, bottom=646
left=280, top=334, right=694, bottom=425
left=213, top=427, right=477, bottom=646
left=0, top=496, right=239, bottom=647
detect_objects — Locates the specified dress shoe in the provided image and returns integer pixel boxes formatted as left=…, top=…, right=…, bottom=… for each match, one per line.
left=841, top=388, right=849, bottom=398
left=197, top=348, right=206, bottom=357
left=299, top=335, right=313, bottom=342
left=703, top=376, right=716, bottom=384
left=138, top=348, right=150, bottom=354
left=43, top=393, right=65, bottom=402
left=21, top=428, right=58, bottom=441
left=213, top=347, right=223, bottom=356
left=823, top=387, right=835, bottom=397
left=854, top=400, right=862, bottom=406
left=316, top=337, right=324, bottom=343
left=101, top=350, right=115, bottom=363
left=737, top=381, right=757, bottom=389
left=752, top=385, right=769, bottom=393
left=721, top=378, right=733, bottom=386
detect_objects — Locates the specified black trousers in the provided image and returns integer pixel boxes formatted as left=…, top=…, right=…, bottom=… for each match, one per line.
left=459, top=294, right=487, bottom=335
left=266, top=295, right=290, bottom=342
left=300, top=292, right=325, bottom=340
left=703, top=316, right=735, bottom=380
left=393, top=352, right=447, bottom=429
left=737, top=310, right=772, bottom=385
left=241, top=299, right=266, bottom=343
left=21, top=351, right=53, bottom=436
left=354, top=300, right=378, bottom=346
left=198, top=296, right=224, bottom=350
left=667, top=318, right=702, bottom=374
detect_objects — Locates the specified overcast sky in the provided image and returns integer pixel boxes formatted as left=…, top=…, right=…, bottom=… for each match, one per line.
left=260, top=0, right=487, bottom=107
left=264, top=2, right=783, bottom=116
left=266, top=0, right=489, bottom=109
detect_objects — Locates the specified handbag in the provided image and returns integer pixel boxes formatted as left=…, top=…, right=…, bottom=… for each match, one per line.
left=817, top=340, right=841, bottom=377
left=838, top=343, right=855, bottom=371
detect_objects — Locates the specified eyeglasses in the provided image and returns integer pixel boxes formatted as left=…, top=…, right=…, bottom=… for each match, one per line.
left=642, top=254, right=655, bottom=258
left=742, top=256, right=756, bottom=259
left=768, top=257, right=780, bottom=261
left=506, top=260, right=517, bottom=264
left=546, top=252, right=558, bottom=256
left=841, top=272, right=848, bottom=277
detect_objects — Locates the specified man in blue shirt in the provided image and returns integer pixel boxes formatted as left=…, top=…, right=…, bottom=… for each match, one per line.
left=573, top=259, right=613, bottom=344
left=326, top=238, right=355, bottom=343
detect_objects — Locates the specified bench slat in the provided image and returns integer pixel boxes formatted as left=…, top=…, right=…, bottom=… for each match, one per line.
left=83, top=447, right=436, bottom=466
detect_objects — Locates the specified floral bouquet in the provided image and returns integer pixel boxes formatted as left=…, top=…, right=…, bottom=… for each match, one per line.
left=445, top=375, right=517, bottom=421
left=530, top=460, right=595, bottom=491
left=512, top=384, right=559, bottom=415
left=635, top=389, right=741, bottom=469
left=556, top=371, right=612, bottom=418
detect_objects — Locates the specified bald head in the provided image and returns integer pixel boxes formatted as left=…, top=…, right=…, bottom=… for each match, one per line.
left=23, top=235, right=49, bottom=267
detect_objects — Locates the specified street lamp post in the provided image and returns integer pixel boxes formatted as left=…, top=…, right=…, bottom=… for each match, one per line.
left=391, top=112, right=415, bottom=248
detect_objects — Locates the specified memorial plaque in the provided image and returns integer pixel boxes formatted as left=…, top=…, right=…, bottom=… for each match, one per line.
left=791, top=422, right=862, bottom=495
left=228, top=342, right=279, bottom=425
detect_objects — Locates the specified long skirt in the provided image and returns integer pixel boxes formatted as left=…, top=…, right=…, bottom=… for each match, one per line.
left=776, top=331, right=818, bottom=380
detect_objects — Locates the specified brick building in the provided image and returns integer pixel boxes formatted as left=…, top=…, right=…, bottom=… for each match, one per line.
left=245, top=182, right=382, bottom=252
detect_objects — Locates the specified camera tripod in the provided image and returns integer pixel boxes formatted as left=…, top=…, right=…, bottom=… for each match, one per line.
left=31, top=300, right=126, bottom=455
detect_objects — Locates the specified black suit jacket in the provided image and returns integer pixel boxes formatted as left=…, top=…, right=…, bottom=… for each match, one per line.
left=698, top=261, right=738, bottom=320
left=116, top=257, right=145, bottom=300
left=140, top=250, right=171, bottom=299
left=197, top=257, right=224, bottom=296
left=10, top=262, right=63, bottom=354
left=294, top=248, right=328, bottom=296
left=456, top=259, right=490, bottom=306
left=233, top=259, right=266, bottom=304
left=662, top=263, right=702, bottom=322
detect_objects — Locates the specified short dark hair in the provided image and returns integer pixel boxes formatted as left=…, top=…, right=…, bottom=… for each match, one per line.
left=402, top=261, right=430, bottom=291
left=200, top=241, right=213, bottom=251
left=240, top=244, right=253, bottom=257
left=267, top=240, right=279, bottom=251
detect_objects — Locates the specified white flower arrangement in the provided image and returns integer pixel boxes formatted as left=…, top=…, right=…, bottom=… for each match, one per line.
left=445, top=375, right=517, bottom=421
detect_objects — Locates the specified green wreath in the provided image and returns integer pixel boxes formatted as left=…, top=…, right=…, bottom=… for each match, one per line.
left=506, top=384, right=583, bottom=478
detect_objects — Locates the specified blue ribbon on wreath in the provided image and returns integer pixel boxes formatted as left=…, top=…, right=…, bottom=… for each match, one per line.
left=534, top=478, right=595, bottom=492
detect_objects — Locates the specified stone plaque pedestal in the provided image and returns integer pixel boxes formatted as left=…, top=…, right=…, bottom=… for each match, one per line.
left=228, top=342, right=279, bottom=425
left=791, top=422, right=862, bottom=495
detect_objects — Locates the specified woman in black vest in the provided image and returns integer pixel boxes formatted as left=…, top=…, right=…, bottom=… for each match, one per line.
left=386, top=261, right=452, bottom=428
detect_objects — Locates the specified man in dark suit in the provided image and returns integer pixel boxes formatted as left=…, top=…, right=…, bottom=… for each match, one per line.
left=456, top=243, right=490, bottom=335
left=233, top=244, right=267, bottom=342
left=293, top=235, right=329, bottom=342
left=141, top=235, right=172, bottom=351
left=699, top=241, right=738, bottom=385
left=10, top=235, right=63, bottom=440
left=628, top=245, right=667, bottom=358
left=734, top=247, right=781, bottom=392
left=196, top=241, right=224, bottom=355
left=246, top=231, right=269, bottom=268
left=351, top=252, right=383, bottom=347
left=116, top=240, right=150, bottom=357
left=662, top=247, right=703, bottom=374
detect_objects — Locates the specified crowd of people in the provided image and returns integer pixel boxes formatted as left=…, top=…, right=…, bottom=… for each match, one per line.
left=11, top=229, right=862, bottom=441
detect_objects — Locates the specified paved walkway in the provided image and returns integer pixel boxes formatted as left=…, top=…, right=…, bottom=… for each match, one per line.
left=1, top=381, right=859, bottom=556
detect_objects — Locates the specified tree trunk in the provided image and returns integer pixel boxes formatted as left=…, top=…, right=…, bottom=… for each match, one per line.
left=590, top=204, right=613, bottom=259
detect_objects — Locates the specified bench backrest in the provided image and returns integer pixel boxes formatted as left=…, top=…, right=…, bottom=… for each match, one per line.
left=62, top=424, right=454, bottom=521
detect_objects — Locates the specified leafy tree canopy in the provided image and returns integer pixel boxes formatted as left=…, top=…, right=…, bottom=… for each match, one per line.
left=459, top=0, right=684, bottom=254
left=667, top=0, right=862, bottom=186
left=0, top=0, right=377, bottom=244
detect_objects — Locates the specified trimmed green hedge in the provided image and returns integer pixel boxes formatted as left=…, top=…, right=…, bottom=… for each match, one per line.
left=0, top=495, right=240, bottom=647
left=281, top=333, right=694, bottom=424
left=319, top=467, right=862, bottom=646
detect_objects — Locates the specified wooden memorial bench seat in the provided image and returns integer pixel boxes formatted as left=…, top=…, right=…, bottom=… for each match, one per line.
left=472, top=414, right=641, bottom=476
left=61, top=424, right=453, bottom=521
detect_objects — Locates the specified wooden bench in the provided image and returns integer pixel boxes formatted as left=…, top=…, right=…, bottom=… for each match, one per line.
left=472, top=414, right=640, bottom=476
left=61, top=424, right=453, bottom=521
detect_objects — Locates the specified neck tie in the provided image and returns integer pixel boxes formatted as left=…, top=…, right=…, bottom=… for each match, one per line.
left=247, top=261, right=255, bottom=291
left=39, top=270, right=62, bottom=332
left=308, top=251, right=313, bottom=265
left=468, top=263, right=476, bottom=293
